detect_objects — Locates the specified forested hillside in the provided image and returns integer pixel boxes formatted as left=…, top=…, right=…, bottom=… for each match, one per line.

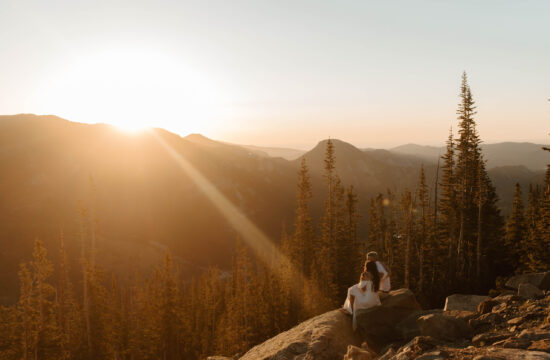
left=0, top=74, right=549, bottom=360
left=0, top=113, right=544, bottom=306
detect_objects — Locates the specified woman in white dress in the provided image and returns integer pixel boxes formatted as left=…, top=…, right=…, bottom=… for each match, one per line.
left=343, top=261, right=381, bottom=330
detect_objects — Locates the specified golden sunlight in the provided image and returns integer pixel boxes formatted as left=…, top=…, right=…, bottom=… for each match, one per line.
left=32, top=49, right=222, bottom=133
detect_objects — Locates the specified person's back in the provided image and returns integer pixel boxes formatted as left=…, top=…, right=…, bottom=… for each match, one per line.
left=376, top=261, right=391, bottom=292
left=364, top=251, right=391, bottom=293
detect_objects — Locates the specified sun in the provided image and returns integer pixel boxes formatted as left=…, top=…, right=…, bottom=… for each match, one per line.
left=32, top=48, right=223, bottom=134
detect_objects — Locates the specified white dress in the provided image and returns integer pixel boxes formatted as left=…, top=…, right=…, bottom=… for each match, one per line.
left=343, top=281, right=381, bottom=330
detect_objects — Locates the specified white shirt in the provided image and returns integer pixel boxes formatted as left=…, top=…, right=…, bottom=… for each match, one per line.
left=376, top=261, right=391, bottom=292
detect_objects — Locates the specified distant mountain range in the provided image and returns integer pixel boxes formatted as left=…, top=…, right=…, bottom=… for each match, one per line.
left=390, top=142, right=549, bottom=171
left=0, top=114, right=547, bottom=304
left=235, top=140, right=549, bottom=172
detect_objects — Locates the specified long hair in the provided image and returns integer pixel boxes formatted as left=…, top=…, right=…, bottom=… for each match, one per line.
left=365, top=261, right=380, bottom=292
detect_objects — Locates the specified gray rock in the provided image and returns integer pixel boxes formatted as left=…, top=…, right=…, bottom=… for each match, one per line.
left=528, top=339, right=550, bottom=353
left=444, top=294, right=489, bottom=312
left=416, top=350, right=449, bottom=359
left=355, top=288, right=421, bottom=348
left=518, top=329, right=550, bottom=341
left=395, top=309, right=443, bottom=341
left=519, top=283, right=544, bottom=299
left=417, top=313, right=472, bottom=341
left=342, top=345, right=376, bottom=360
left=493, top=294, right=524, bottom=303
left=472, top=332, right=510, bottom=346
left=506, top=273, right=550, bottom=291
left=470, top=313, right=504, bottom=331
left=478, top=299, right=500, bottom=314
left=479, top=347, right=550, bottom=359
left=239, top=309, right=362, bottom=360
left=493, top=337, right=532, bottom=349
left=508, top=317, right=525, bottom=326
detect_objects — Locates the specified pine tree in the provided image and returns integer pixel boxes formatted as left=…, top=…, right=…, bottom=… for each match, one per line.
left=293, top=158, right=315, bottom=278
left=455, top=72, right=480, bottom=282
left=159, top=252, right=181, bottom=360
left=17, top=240, right=63, bottom=360
left=439, top=127, right=457, bottom=289
left=400, top=190, right=415, bottom=289
left=524, top=185, right=542, bottom=271
left=0, top=305, right=19, bottom=360
left=505, top=183, right=527, bottom=270
left=316, top=139, right=339, bottom=309
left=343, top=185, right=361, bottom=288
left=416, top=165, right=429, bottom=293
left=533, top=165, right=550, bottom=270
left=55, top=232, right=81, bottom=360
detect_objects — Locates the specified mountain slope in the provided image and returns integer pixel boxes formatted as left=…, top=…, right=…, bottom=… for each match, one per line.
left=390, top=142, right=549, bottom=171
left=0, top=114, right=299, bottom=302
left=0, top=114, right=545, bottom=304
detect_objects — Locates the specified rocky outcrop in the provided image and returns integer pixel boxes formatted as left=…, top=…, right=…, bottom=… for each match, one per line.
left=239, top=309, right=361, bottom=360
left=239, top=289, right=421, bottom=359
left=416, top=313, right=472, bottom=341
left=225, top=273, right=550, bottom=360
left=355, top=288, right=421, bottom=349
left=384, top=291, right=550, bottom=359
left=506, top=272, right=550, bottom=291
left=443, top=294, right=489, bottom=312
left=519, top=283, right=545, bottom=299
left=342, top=344, right=377, bottom=360
left=473, top=348, right=550, bottom=359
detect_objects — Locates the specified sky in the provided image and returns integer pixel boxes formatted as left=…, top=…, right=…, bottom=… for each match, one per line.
left=0, top=0, right=549, bottom=149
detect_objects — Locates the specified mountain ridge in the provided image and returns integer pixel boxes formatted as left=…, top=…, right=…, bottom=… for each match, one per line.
left=0, top=114, right=546, bottom=304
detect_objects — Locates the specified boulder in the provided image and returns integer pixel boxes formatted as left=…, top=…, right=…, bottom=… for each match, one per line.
left=342, top=345, right=377, bottom=360
left=529, top=340, right=550, bottom=353
left=207, top=357, right=233, bottom=360
left=478, top=347, right=550, bottom=359
left=395, top=309, right=443, bottom=341
left=493, top=337, right=532, bottom=349
left=508, top=317, right=525, bottom=326
left=239, top=309, right=362, bottom=360
left=445, top=310, right=477, bottom=322
left=355, top=288, right=421, bottom=348
left=444, top=294, right=489, bottom=312
left=493, top=294, right=524, bottom=303
left=417, top=313, right=471, bottom=341
left=473, top=331, right=510, bottom=347
left=506, top=273, right=550, bottom=291
left=518, top=329, right=550, bottom=342
left=382, top=336, right=439, bottom=360
left=478, top=299, right=500, bottom=314
left=519, top=283, right=544, bottom=299
left=469, top=313, right=504, bottom=332
left=416, top=350, right=449, bottom=360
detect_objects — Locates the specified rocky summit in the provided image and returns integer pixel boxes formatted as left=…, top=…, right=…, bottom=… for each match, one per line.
left=207, top=272, right=550, bottom=359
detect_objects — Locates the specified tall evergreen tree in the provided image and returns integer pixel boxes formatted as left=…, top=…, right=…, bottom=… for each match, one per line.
left=439, top=127, right=457, bottom=288
left=416, top=165, right=429, bottom=293
left=505, top=182, right=527, bottom=270
left=316, top=139, right=339, bottom=309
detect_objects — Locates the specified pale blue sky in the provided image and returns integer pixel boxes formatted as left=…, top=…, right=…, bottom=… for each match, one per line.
left=0, top=0, right=549, bottom=148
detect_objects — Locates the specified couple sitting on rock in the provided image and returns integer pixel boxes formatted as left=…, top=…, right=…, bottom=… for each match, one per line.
left=343, top=251, right=391, bottom=330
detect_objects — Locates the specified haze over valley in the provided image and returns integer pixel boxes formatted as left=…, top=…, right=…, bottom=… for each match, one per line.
left=0, top=113, right=545, bottom=304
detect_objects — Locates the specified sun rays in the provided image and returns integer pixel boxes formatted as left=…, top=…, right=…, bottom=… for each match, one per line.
left=148, top=129, right=306, bottom=291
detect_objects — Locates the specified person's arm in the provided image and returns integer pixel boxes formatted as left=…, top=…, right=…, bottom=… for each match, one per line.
left=350, top=295, right=355, bottom=313
left=377, top=261, right=388, bottom=279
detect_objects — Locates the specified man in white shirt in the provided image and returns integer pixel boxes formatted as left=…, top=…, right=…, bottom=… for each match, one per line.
left=365, top=251, right=391, bottom=293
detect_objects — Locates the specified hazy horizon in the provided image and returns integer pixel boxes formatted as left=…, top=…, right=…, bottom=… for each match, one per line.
left=1, top=1, right=549, bottom=148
